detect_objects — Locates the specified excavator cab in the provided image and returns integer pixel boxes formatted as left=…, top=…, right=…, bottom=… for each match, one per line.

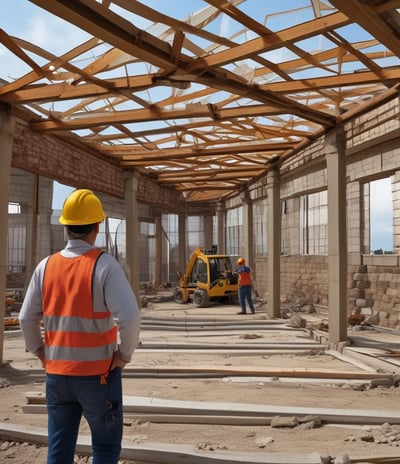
left=174, top=247, right=239, bottom=307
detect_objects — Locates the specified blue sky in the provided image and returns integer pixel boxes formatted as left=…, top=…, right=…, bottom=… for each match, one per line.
left=52, top=182, right=74, bottom=210
left=370, top=178, right=393, bottom=252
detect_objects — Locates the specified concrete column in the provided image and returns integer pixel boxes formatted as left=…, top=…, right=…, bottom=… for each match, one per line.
left=216, top=201, right=225, bottom=253
left=204, top=214, right=214, bottom=250
left=178, top=213, right=186, bottom=274
left=326, top=128, right=348, bottom=344
left=241, top=189, right=254, bottom=269
left=124, top=171, right=140, bottom=304
left=267, top=165, right=281, bottom=318
left=155, top=214, right=162, bottom=288
left=0, top=111, right=15, bottom=365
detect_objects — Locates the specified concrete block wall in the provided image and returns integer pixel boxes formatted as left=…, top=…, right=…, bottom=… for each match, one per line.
left=12, top=118, right=186, bottom=213
left=280, top=255, right=328, bottom=305
left=346, top=99, right=400, bottom=148
left=254, top=97, right=400, bottom=324
left=349, top=259, right=400, bottom=327
left=12, top=119, right=125, bottom=198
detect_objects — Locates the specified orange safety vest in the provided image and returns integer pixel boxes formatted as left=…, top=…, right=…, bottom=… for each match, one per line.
left=238, top=266, right=252, bottom=286
left=42, top=248, right=118, bottom=376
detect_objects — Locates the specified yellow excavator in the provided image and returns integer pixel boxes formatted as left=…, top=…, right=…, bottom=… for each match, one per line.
left=174, top=246, right=239, bottom=307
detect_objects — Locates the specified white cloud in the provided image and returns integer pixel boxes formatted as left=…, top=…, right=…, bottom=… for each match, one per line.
left=370, top=178, right=392, bottom=211
left=25, top=14, right=91, bottom=56
left=219, top=14, right=231, bottom=37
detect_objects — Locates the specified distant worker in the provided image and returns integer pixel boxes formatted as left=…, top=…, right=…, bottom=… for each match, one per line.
left=19, top=189, right=141, bottom=464
left=236, top=257, right=256, bottom=314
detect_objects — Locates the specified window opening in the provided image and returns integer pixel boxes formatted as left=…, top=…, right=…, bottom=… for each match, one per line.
left=300, top=190, right=327, bottom=255
left=254, top=199, right=267, bottom=257
left=226, top=207, right=242, bottom=256
left=370, top=177, right=393, bottom=254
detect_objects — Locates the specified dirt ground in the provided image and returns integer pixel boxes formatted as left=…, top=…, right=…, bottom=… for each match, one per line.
left=2, top=295, right=400, bottom=463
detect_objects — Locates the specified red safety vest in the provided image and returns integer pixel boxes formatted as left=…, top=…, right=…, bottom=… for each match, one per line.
left=238, top=266, right=252, bottom=286
left=42, top=248, right=118, bottom=376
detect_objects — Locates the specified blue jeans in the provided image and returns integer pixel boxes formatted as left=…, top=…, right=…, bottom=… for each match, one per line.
left=239, top=285, right=255, bottom=313
left=46, top=368, right=123, bottom=464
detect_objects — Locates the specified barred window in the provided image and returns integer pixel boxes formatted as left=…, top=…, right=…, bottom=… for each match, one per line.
left=226, top=207, right=242, bottom=256
left=8, top=202, right=21, bottom=214
left=7, top=226, right=26, bottom=272
left=254, top=199, right=267, bottom=257
left=300, top=190, right=327, bottom=255
left=187, top=216, right=205, bottom=252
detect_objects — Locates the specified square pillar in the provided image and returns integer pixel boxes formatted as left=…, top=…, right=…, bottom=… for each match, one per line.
left=241, top=189, right=254, bottom=270
left=0, top=111, right=15, bottom=365
left=124, top=171, right=140, bottom=303
left=216, top=201, right=226, bottom=254
left=326, top=128, right=348, bottom=344
left=267, top=165, right=281, bottom=318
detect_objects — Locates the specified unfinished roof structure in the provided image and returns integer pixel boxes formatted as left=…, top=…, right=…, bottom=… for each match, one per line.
left=1, top=0, right=400, bottom=203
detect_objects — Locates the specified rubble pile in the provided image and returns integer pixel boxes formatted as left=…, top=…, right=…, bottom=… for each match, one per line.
left=345, top=422, right=400, bottom=446
left=280, top=297, right=316, bottom=319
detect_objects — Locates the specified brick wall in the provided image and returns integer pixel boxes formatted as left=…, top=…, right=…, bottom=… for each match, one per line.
left=348, top=259, right=400, bottom=328
left=253, top=97, right=400, bottom=324
left=255, top=256, right=329, bottom=306
left=12, top=119, right=124, bottom=198
left=11, top=118, right=186, bottom=213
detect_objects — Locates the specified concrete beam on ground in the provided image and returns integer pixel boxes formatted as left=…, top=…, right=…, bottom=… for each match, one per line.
left=0, top=421, right=323, bottom=463
left=343, top=346, right=400, bottom=375
left=22, top=395, right=400, bottom=426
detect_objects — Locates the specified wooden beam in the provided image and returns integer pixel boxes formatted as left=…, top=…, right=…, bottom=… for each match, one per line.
left=28, top=0, right=177, bottom=71
left=261, top=68, right=400, bottom=93
left=330, top=0, right=400, bottom=57
left=186, top=12, right=350, bottom=72
left=30, top=103, right=289, bottom=131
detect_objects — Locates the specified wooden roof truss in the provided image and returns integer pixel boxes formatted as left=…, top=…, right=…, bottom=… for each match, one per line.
left=1, top=0, right=400, bottom=203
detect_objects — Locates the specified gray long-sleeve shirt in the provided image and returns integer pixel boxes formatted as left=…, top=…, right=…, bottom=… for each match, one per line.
left=19, top=239, right=141, bottom=363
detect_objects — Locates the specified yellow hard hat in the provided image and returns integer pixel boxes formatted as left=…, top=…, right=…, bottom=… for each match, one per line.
left=237, top=257, right=245, bottom=265
left=59, top=189, right=106, bottom=225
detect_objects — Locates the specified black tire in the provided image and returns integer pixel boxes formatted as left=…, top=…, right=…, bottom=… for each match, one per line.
left=193, top=289, right=209, bottom=307
left=174, top=288, right=186, bottom=304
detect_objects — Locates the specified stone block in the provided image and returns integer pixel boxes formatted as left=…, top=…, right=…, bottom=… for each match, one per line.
left=378, top=311, right=389, bottom=325
left=388, top=314, right=399, bottom=328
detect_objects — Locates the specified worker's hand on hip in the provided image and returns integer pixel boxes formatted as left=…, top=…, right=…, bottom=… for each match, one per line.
left=35, top=346, right=46, bottom=368
left=110, top=349, right=128, bottom=370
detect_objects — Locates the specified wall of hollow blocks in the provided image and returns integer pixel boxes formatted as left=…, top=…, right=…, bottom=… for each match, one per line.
left=251, top=98, right=400, bottom=323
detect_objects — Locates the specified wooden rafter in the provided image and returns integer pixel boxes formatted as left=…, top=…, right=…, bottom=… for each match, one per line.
left=0, top=0, right=399, bottom=202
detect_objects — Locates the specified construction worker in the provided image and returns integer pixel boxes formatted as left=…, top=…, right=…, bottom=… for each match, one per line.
left=19, top=189, right=141, bottom=464
left=236, top=257, right=256, bottom=314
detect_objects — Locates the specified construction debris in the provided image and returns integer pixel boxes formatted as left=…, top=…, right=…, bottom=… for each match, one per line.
left=4, top=299, right=400, bottom=463
left=345, top=423, right=400, bottom=447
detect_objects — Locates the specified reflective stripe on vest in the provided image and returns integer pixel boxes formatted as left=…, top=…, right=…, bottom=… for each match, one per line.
left=42, top=248, right=118, bottom=376
left=238, top=267, right=252, bottom=286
